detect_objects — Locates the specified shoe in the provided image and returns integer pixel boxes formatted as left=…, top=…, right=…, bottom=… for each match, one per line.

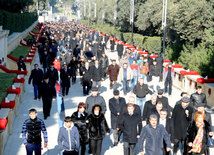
left=113, top=142, right=118, bottom=147
left=44, top=117, right=47, bottom=120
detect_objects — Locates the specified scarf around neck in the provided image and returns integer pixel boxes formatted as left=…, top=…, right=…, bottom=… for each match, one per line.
left=190, top=121, right=204, bottom=153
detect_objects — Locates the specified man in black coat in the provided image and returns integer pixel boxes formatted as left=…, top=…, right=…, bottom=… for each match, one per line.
left=28, top=64, right=44, bottom=100
left=118, top=103, right=142, bottom=155
left=81, top=62, right=92, bottom=95
left=157, top=89, right=171, bottom=117
left=142, top=94, right=157, bottom=122
left=46, top=63, right=59, bottom=86
left=60, top=64, right=72, bottom=96
left=159, top=109, right=174, bottom=155
left=190, top=86, right=207, bottom=110
left=117, top=41, right=124, bottom=60
left=172, top=97, right=193, bottom=155
left=99, top=53, right=109, bottom=78
left=90, top=60, right=104, bottom=90
left=109, top=90, right=126, bottom=146
left=38, top=76, right=56, bottom=119
left=73, top=44, right=80, bottom=58
left=175, top=92, right=188, bottom=105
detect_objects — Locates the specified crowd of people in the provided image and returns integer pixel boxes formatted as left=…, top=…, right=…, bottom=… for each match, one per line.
left=21, top=21, right=213, bottom=155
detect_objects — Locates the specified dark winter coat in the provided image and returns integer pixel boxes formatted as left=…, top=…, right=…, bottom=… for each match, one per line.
left=58, top=123, right=80, bottom=151
left=117, top=44, right=123, bottom=56
left=81, top=66, right=92, bottom=84
left=118, top=112, right=142, bottom=143
left=87, top=105, right=110, bottom=140
left=138, top=124, right=171, bottom=155
left=133, top=83, right=153, bottom=98
left=21, top=117, right=48, bottom=144
left=46, top=68, right=59, bottom=85
left=71, top=111, right=89, bottom=144
left=60, top=68, right=71, bottom=87
left=165, top=118, right=174, bottom=143
left=38, top=81, right=56, bottom=99
left=190, top=92, right=207, bottom=108
left=90, top=65, right=103, bottom=82
left=110, top=40, right=115, bottom=51
left=186, top=120, right=210, bottom=154
left=109, top=97, right=126, bottom=129
left=172, top=104, right=193, bottom=140
left=107, top=64, right=120, bottom=81
left=143, top=100, right=156, bottom=121
left=150, top=65, right=161, bottom=77
left=68, top=60, right=78, bottom=76
left=99, top=56, right=109, bottom=69
left=85, top=95, right=106, bottom=115
left=28, top=69, right=44, bottom=85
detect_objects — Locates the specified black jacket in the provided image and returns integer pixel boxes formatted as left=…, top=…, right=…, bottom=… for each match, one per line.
left=109, top=97, right=126, bottom=129
left=81, top=66, right=92, bottom=83
left=118, top=112, right=142, bottom=143
left=71, top=111, right=89, bottom=144
left=90, top=65, right=103, bottom=81
left=133, top=83, right=153, bottom=98
left=143, top=100, right=156, bottom=121
left=46, top=68, right=59, bottom=85
left=172, top=104, right=193, bottom=140
left=87, top=105, right=110, bottom=140
left=28, top=69, right=44, bottom=85
left=147, top=107, right=160, bottom=124
left=150, top=65, right=161, bottom=77
left=21, top=117, right=48, bottom=144
left=165, top=118, right=174, bottom=143
left=60, top=68, right=71, bottom=87
left=38, top=81, right=56, bottom=99
left=99, top=56, right=109, bottom=69
left=117, top=44, right=124, bottom=57
left=190, top=92, right=207, bottom=108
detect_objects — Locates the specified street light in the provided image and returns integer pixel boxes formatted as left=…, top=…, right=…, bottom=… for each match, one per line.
left=130, top=0, right=134, bottom=46
left=162, top=0, right=167, bottom=59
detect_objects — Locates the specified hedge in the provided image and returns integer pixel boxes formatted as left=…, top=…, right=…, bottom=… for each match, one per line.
left=0, top=10, right=38, bottom=35
left=81, top=20, right=162, bottom=53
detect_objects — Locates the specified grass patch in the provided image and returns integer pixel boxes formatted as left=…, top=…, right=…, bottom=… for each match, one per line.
left=10, top=45, right=31, bottom=59
left=32, top=29, right=40, bottom=33
left=25, top=35, right=33, bottom=40
left=0, top=73, right=17, bottom=103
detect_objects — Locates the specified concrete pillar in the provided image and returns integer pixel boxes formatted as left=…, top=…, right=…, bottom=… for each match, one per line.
left=0, top=27, right=9, bottom=66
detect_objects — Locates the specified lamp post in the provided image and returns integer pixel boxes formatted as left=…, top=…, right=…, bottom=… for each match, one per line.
left=88, top=0, right=91, bottom=26
left=162, top=0, right=167, bottom=59
left=130, top=0, right=134, bottom=46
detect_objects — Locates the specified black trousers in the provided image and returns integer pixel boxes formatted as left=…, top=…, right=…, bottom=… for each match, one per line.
left=173, top=139, right=187, bottom=155
left=89, top=139, right=103, bottom=155
left=63, top=150, right=78, bottom=155
left=80, top=143, right=87, bottom=155
left=123, top=142, right=136, bottom=155
left=42, top=97, right=52, bottom=118
left=164, top=79, right=172, bottom=95
left=62, top=86, right=70, bottom=96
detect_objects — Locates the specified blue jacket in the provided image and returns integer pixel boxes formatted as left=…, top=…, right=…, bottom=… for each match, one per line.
left=138, top=124, right=171, bottom=155
left=58, top=123, right=80, bottom=152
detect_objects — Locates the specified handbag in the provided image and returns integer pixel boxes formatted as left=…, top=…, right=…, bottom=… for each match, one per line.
left=207, top=137, right=214, bottom=147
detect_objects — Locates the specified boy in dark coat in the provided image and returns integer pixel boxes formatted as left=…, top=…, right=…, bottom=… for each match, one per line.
left=60, top=64, right=72, bottom=96
left=109, top=90, right=126, bottom=146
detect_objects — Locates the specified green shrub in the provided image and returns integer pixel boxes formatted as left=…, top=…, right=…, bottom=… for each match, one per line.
left=0, top=10, right=38, bottom=35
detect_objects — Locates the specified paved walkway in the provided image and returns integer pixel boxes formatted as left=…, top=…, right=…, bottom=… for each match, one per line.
left=3, top=51, right=214, bottom=155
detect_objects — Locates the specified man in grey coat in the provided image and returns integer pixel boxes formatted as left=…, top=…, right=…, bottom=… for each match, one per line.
left=85, top=87, right=106, bottom=115
left=138, top=114, right=171, bottom=155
